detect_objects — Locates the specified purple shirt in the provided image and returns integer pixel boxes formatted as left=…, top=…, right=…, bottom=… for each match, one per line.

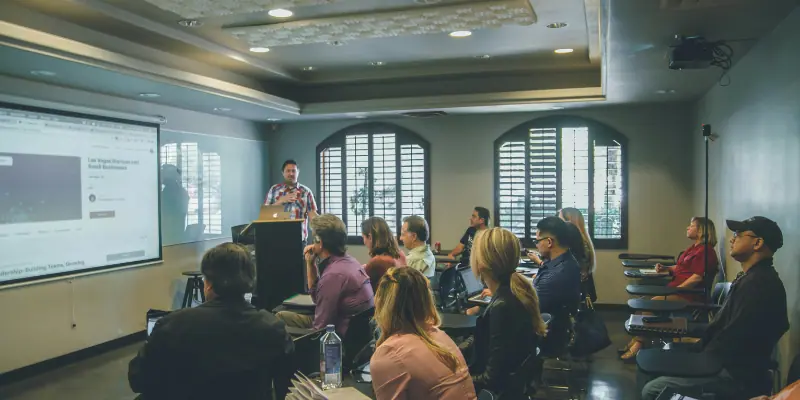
left=310, top=254, right=374, bottom=336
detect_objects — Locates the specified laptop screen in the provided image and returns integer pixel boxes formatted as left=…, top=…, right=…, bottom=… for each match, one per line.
left=145, top=309, right=170, bottom=336
left=147, top=318, right=159, bottom=336
left=459, top=268, right=484, bottom=295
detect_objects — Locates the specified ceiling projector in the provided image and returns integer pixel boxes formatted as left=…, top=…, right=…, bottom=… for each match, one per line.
left=669, top=36, right=715, bottom=70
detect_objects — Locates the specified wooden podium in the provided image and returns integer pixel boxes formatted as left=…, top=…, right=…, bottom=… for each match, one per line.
left=242, top=218, right=305, bottom=311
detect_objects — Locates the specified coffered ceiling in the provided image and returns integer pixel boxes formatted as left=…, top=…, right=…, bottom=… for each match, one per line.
left=0, top=0, right=795, bottom=121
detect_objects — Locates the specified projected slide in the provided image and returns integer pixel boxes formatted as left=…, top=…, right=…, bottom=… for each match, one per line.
left=0, top=103, right=161, bottom=285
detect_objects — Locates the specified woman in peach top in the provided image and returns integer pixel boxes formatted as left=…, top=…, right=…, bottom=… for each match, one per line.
left=361, top=217, right=407, bottom=292
left=370, top=267, right=477, bottom=400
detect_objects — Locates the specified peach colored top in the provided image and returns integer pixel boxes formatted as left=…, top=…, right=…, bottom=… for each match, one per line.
left=370, top=327, right=477, bottom=400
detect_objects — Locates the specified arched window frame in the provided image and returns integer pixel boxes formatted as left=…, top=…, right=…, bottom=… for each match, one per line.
left=494, top=116, right=629, bottom=249
left=316, top=123, right=431, bottom=244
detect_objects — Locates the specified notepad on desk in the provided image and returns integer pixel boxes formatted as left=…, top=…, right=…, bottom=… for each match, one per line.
left=282, top=294, right=315, bottom=308
left=638, top=268, right=663, bottom=275
left=627, top=315, right=688, bottom=335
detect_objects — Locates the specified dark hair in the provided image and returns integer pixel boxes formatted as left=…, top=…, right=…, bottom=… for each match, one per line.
left=311, top=214, right=348, bottom=256
left=475, top=207, right=490, bottom=226
left=282, top=159, right=298, bottom=172
left=535, top=216, right=570, bottom=247
left=200, top=243, right=255, bottom=298
left=403, top=215, right=429, bottom=243
left=563, top=222, right=588, bottom=261
left=361, top=217, right=402, bottom=258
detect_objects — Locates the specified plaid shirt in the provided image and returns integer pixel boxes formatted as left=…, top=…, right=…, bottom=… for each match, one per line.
left=265, top=182, right=318, bottom=239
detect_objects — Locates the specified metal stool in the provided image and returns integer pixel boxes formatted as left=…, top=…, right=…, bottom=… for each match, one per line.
left=181, top=271, right=205, bottom=308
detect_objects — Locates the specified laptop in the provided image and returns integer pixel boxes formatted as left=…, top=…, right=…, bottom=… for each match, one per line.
left=460, top=268, right=491, bottom=305
left=257, top=204, right=292, bottom=221
left=146, top=309, right=170, bottom=336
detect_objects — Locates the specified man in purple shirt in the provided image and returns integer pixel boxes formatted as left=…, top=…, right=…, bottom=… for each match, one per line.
left=276, top=214, right=374, bottom=337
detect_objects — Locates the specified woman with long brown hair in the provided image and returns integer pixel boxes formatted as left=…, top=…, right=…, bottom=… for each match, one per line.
left=464, top=227, right=547, bottom=396
left=361, top=217, right=407, bottom=292
left=370, top=267, right=476, bottom=400
left=559, top=207, right=597, bottom=302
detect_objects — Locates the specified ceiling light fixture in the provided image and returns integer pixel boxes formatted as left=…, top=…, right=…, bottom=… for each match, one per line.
left=214, top=107, right=232, bottom=112
left=475, top=54, right=491, bottom=59
left=267, top=118, right=281, bottom=122
left=554, top=48, right=574, bottom=54
left=30, top=70, right=57, bottom=77
left=138, top=93, right=161, bottom=98
left=249, top=47, right=270, bottom=53
left=449, top=30, right=472, bottom=38
left=547, top=22, right=568, bottom=29
left=370, top=61, right=385, bottom=66
left=302, top=66, right=315, bottom=71
left=550, top=106, right=565, bottom=110
left=656, top=89, right=676, bottom=94
left=268, top=9, right=293, bottom=18
left=178, top=19, right=202, bottom=28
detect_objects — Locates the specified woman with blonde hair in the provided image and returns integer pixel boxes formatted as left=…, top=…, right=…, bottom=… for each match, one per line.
left=361, top=217, right=407, bottom=292
left=559, top=207, right=598, bottom=302
left=463, top=227, right=547, bottom=397
left=370, top=267, right=477, bottom=400
left=619, top=216, right=720, bottom=362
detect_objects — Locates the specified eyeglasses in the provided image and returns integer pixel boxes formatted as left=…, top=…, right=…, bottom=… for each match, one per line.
left=731, top=232, right=759, bottom=241
left=532, top=237, right=552, bottom=245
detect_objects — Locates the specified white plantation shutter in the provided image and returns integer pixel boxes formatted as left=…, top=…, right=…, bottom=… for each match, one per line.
left=159, top=142, right=220, bottom=236
left=495, top=119, right=627, bottom=247
left=318, top=124, right=429, bottom=240
left=201, top=152, right=221, bottom=234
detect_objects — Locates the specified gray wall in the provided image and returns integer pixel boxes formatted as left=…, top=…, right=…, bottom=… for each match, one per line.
left=693, top=6, right=800, bottom=379
left=0, top=75, right=269, bottom=373
left=270, top=104, right=696, bottom=305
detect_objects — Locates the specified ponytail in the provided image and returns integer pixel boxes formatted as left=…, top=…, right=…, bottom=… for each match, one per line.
left=510, top=272, right=548, bottom=337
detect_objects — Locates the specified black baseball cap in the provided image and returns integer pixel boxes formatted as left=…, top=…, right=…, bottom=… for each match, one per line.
left=726, top=216, right=783, bottom=252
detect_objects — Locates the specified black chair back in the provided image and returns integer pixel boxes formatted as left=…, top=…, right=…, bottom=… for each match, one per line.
left=292, top=328, right=325, bottom=376
left=437, top=266, right=459, bottom=310
left=342, top=306, right=375, bottom=371
left=498, top=352, right=540, bottom=400
left=788, top=354, right=800, bottom=386
left=231, top=224, right=253, bottom=245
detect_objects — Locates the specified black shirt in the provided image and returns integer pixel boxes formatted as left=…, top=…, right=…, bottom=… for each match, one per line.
left=703, top=258, right=788, bottom=392
left=459, top=227, right=478, bottom=264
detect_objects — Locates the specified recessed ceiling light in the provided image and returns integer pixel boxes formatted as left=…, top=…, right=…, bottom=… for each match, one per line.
left=30, top=70, right=57, bottom=77
left=547, top=22, right=568, bottom=29
left=656, top=89, right=676, bottom=94
left=449, top=30, right=472, bottom=38
left=355, top=115, right=367, bottom=119
left=328, top=40, right=345, bottom=46
left=370, top=61, right=385, bottom=66
left=475, top=54, right=491, bottom=59
left=138, top=93, right=160, bottom=98
left=267, top=118, right=281, bottom=122
left=214, top=107, right=232, bottom=112
left=268, top=9, right=293, bottom=18
left=249, top=47, right=270, bottom=53
left=178, top=19, right=202, bottom=28
left=554, top=48, right=574, bottom=54
left=550, top=106, right=565, bottom=110
left=302, top=66, right=315, bottom=71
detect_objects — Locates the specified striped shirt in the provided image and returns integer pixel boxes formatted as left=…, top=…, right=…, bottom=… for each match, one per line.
left=265, top=182, right=318, bottom=239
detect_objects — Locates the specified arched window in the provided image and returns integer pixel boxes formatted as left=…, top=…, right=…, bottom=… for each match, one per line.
left=494, top=116, right=628, bottom=249
left=317, top=123, right=430, bottom=242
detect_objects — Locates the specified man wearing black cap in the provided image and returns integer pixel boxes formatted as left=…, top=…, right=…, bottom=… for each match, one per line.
left=642, top=216, right=789, bottom=400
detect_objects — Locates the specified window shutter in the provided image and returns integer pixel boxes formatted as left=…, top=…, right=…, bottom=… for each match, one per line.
left=399, top=144, right=425, bottom=224
left=201, top=152, right=221, bottom=234
left=372, top=133, right=398, bottom=232
left=345, top=134, right=370, bottom=236
left=529, top=128, right=558, bottom=228
left=560, top=127, right=590, bottom=230
left=593, top=139, right=624, bottom=239
left=319, top=147, right=344, bottom=219
left=497, top=141, right=526, bottom=237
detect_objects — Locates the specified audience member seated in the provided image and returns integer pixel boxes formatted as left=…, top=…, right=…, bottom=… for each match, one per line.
left=128, top=243, right=294, bottom=400
left=370, top=267, right=477, bottom=400
left=277, top=214, right=374, bottom=336
left=401, top=215, right=436, bottom=279
left=620, top=217, right=719, bottom=361
left=448, top=206, right=490, bottom=266
left=531, top=217, right=582, bottom=356
left=560, top=207, right=597, bottom=302
left=361, top=216, right=407, bottom=292
left=460, top=227, right=547, bottom=396
left=641, top=216, right=788, bottom=400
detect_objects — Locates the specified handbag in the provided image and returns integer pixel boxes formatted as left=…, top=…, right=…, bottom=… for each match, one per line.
left=568, top=295, right=612, bottom=357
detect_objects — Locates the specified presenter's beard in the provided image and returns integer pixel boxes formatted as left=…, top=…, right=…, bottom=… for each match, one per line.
left=284, top=178, right=297, bottom=187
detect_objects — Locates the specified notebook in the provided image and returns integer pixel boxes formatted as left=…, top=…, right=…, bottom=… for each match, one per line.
left=639, top=268, right=664, bottom=275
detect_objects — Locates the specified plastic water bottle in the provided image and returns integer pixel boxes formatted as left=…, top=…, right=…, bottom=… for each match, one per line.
left=320, top=324, right=342, bottom=389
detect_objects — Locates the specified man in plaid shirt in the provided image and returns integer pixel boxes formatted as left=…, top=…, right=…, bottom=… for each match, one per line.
left=265, top=160, right=318, bottom=242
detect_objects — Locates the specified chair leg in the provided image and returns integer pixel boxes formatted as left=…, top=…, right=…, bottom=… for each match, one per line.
left=181, top=279, right=193, bottom=308
left=196, top=278, right=205, bottom=303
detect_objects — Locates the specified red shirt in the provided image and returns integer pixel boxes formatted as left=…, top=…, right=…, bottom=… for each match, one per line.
left=668, top=243, right=719, bottom=302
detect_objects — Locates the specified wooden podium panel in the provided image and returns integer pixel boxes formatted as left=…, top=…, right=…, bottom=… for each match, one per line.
left=250, top=219, right=305, bottom=311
